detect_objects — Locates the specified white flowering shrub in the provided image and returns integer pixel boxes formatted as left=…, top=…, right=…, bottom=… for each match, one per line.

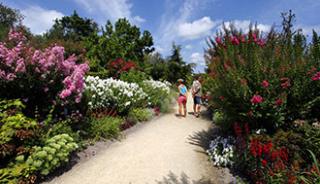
left=141, top=79, right=171, bottom=107
left=85, top=76, right=147, bottom=113
left=207, top=136, right=235, bottom=167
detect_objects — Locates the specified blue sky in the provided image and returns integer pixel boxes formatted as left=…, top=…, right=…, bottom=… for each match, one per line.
left=2, top=0, right=320, bottom=72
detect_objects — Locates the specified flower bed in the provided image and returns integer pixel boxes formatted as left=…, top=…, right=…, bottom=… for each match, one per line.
left=204, top=12, right=320, bottom=183
left=85, top=76, right=148, bottom=114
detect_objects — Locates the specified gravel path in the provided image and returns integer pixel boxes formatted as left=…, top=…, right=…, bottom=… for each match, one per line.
left=45, top=95, right=234, bottom=184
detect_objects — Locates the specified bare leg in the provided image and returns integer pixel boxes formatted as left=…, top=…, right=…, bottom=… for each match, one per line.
left=183, top=104, right=187, bottom=117
left=178, top=103, right=182, bottom=116
left=197, top=104, right=201, bottom=116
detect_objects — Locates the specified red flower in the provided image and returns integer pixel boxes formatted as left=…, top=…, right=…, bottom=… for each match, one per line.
left=280, top=77, right=291, bottom=89
left=250, top=138, right=262, bottom=157
left=231, top=36, right=240, bottom=45
left=251, top=95, right=263, bottom=104
left=261, top=159, right=268, bottom=167
left=312, top=71, right=320, bottom=81
left=219, top=96, right=225, bottom=101
left=279, top=148, right=288, bottom=161
left=239, top=35, right=246, bottom=43
left=275, top=98, right=283, bottom=106
left=261, top=80, right=269, bottom=88
left=271, top=150, right=279, bottom=161
left=244, top=123, right=250, bottom=135
left=233, top=122, right=242, bottom=137
left=263, top=142, right=273, bottom=154
left=215, top=37, right=223, bottom=45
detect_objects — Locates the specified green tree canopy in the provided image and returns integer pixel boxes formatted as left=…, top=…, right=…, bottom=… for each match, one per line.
left=85, top=18, right=154, bottom=72
left=0, top=3, right=23, bottom=40
left=46, top=11, right=98, bottom=41
left=166, top=43, right=194, bottom=84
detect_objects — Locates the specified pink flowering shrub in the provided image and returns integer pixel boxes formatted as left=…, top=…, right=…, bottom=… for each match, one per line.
left=205, top=21, right=320, bottom=132
left=0, top=30, right=89, bottom=117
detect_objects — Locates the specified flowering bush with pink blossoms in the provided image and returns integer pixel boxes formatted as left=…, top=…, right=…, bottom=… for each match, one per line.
left=205, top=19, right=320, bottom=133
left=0, top=30, right=89, bottom=117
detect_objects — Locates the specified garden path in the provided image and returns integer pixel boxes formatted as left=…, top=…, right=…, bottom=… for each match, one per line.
left=45, top=95, right=234, bottom=184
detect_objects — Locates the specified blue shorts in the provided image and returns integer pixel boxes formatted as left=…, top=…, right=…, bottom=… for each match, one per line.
left=194, top=96, right=202, bottom=105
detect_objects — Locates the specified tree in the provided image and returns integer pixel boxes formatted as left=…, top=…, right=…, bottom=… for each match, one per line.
left=144, top=52, right=169, bottom=80
left=0, top=3, right=23, bottom=40
left=46, top=10, right=98, bottom=41
left=166, top=43, right=194, bottom=84
left=85, top=18, right=154, bottom=73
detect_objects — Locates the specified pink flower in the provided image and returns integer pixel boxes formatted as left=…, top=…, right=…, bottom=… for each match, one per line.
left=261, top=80, right=269, bottom=88
left=275, top=98, right=283, bottom=106
left=215, top=37, right=223, bottom=45
left=312, top=71, right=320, bottom=81
left=59, top=89, right=72, bottom=99
left=239, top=35, right=246, bottom=43
left=250, top=95, right=263, bottom=104
left=231, top=36, right=240, bottom=45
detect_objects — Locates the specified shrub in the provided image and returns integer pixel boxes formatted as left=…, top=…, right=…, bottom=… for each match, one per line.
left=207, top=136, right=235, bottom=167
left=85, top=76, right=147, bottom=114
left=0, top=99, right=37, bottom=161
left=88, top=116, right=123, bottom=140
left=140, top=79, right=171, bottom=108
left=205, top=15, right=320, bottom=133
left=127, top=108, right=153, bottom=124
left=120, top=70, right=147, bottom=84
left=0, top=30, right=89, bottom=117
left=26, top=134, right=78, bottom=176
left=0, top=134, right=78, bottom=183
left=45, top=121, right=81, bottom=144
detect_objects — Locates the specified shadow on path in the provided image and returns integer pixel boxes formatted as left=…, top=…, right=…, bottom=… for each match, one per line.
left=156, top=172, right=215, bottom=184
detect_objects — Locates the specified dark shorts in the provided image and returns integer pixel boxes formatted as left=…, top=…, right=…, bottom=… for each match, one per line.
left=194, top=96, right=202, bottom=105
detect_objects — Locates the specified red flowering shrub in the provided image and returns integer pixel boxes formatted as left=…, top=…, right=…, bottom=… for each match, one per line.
left=108, top=58, right=136, bottom=78
left=205, top=15, right=320, bottom=133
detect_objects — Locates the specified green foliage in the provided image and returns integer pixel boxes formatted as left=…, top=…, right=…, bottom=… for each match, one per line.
left=26, top=134, right=78, bottom=176
left=88, top=116, right=123, bottom=140
left=144, top=52, right=169, bottom=80
left=85, top=18, right=154, bottom=72
left=166, top=43, right=194, bottom=84
left=0, top=3, right=22, bottom=40
left=140, top=80, right=171, bottom=108
left=128, top=108, right=153, bottom=124
left=205, top=11, right=320, bottom=133
left=46, top=11, right=98, bottom=42
left=45, top=121, right=81, bottom=144
left=298, top=150, right=320, bottom=184
left=0, top=99, right=37, bottom=159
left=0, top=162, right=32, bottom=184
left=120, top=70, right=147, bottom=84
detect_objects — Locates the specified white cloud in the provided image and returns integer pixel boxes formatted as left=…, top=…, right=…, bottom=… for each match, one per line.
left=190, top=52, right=205, bottom=66
left=154, top=45, right=164, bottom=53
left=21, top=6, right=64, bottom=35
left=133, top=16, right=146, bottom=24
left=185, top=44, right=193, bottom=49
left=178, top=17, right=216, bottom=40
left=220, top=20, right=271, bottom=33
left=156, top=0, right=214, bottom=55
left=73, top=0, right=145, bottom=25
left=299, top=25, right=320, bottom=35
